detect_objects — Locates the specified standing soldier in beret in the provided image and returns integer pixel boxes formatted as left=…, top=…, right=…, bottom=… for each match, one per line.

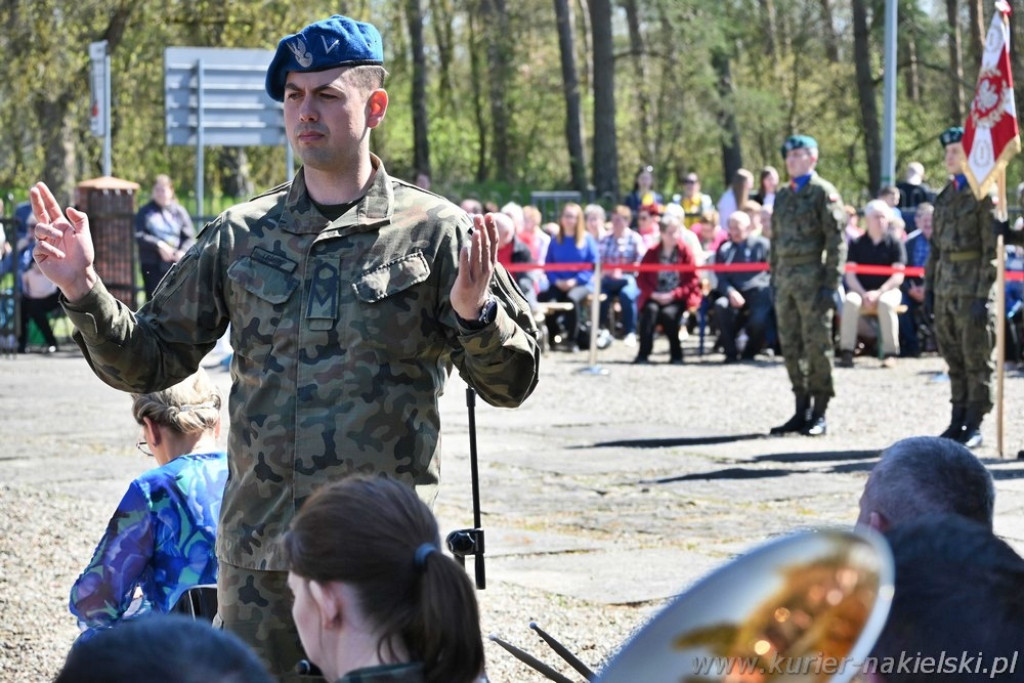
left=926, top=126, right=996, bottom=449
left=29, top=14, right=540, bottom=678
left=769, top=135, right=847, bottom=437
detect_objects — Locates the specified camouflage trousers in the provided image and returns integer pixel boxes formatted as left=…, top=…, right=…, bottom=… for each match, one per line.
left=934, top=293, right=994, bottom=413
left=218, top=561, right=324, bottom=683
left=774, top=279, right=835, bottom=398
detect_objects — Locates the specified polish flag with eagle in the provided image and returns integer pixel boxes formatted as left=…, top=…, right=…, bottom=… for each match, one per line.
left=963, top=0, right=1020, bottom=202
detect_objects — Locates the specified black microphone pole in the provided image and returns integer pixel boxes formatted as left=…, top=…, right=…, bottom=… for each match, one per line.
left=446, top=386, right=486, bottom=589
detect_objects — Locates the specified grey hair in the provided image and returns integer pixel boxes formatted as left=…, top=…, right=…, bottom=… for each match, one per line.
left=865, top=436, right=995, bottom=529
left=131, top=369, right=221, bottom=435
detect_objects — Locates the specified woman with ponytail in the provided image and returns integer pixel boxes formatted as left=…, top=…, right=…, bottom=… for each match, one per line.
left=283, top=475, right=485, bottom=683
left=70, top=368, right=227, bottom=641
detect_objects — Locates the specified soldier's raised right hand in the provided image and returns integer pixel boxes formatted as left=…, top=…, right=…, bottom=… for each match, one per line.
left=29, top=182, right=98, bottom=302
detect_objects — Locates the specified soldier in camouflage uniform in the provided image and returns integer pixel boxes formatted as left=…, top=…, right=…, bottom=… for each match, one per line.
left=926, top=126, right=996, bottom=450
left=30, top=15, right=539, bottom=681
left=768, top=135, right=847, bottom=437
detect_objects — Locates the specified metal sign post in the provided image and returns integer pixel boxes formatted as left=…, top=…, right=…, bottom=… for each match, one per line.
left=89, top=40, right=111, bottom=177
left=164, top=47, right=287, bottom=215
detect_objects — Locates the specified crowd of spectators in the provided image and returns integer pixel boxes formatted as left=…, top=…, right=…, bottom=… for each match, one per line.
left=450, top=158, right=971, bottom=370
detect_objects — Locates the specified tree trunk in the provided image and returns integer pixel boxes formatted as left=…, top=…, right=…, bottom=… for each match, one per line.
left=967, top=0, right=985, bottom=69
left=590, top=0, right=619, bottom=202
left=712, top=50, right=743, bottom=188
left=217, top=149, right=253, bottom=198
left=467, top=9, right=488, bottom=182
left=34, top=95, right=76, bottom=205
left=481, top=0, right=511, bottom=180
left=407, top=0, right=431, bottom=177
left=428, top=0, right=454, bottom=106
left=852, top=0, right=882, bottom=195
left=758, top=0, right=778, bottom=60
left=553, top=0, right=587, bottom=192
left=946, top=0, right=966, bottom=122
left=818, top=0, right=840, bottom=62
left=623, top=0, right=654, bottom=164
left=903, top=15, right=920, bottom=102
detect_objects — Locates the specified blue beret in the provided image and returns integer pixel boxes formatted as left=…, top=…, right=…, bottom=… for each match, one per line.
left=266, top=15, right=384, bottom=102
left=780, top=135, right=818, bottom=159
left=939, top=126, right=965, bottom=147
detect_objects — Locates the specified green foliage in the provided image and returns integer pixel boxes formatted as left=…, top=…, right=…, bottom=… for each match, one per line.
left=0, top=0, right=1007, bottom=208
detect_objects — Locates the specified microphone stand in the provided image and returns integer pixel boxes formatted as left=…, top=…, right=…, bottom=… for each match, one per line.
left=446, top=387, right=486, bottom=589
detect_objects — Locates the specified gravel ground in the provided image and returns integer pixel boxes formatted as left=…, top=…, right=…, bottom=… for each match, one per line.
left=4, top=333, right=1024, bottom=682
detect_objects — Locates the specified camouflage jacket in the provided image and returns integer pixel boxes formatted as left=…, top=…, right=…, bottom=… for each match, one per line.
left=768, top=173, right=847, bottom=290
left=63, top=158, right=540, bottom=570
left=924, top=180, right=995, bottom=300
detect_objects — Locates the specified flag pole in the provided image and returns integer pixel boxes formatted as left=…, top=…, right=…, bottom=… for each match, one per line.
left=997, top=170, right=1007, bottom=458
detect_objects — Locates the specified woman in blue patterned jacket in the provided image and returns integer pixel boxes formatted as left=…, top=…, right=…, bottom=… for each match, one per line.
left=70, top=369, right=227, bottom=641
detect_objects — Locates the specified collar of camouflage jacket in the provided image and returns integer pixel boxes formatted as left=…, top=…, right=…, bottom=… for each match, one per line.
left=283, top=154, right=394, bottom=237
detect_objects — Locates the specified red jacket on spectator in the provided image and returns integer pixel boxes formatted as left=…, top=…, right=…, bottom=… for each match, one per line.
left=636, top=242, right=702, bottom=311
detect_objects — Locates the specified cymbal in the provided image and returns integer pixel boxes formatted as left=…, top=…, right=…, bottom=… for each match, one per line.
left=595, top=527, right=893, bottom=683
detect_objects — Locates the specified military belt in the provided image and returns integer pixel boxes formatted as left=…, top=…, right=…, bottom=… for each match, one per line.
left=779, top=253, right=822, bottom=267
left=943, top=250, right=981, bottom=263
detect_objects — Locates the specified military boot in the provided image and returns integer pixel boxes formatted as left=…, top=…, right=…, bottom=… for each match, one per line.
left=770, top=395, right=811, bottom=435
left=958, top=403, right=985, bottom=450
left=802, top=395, right=829, bottom=437
left=938, top=403, right=967, bottom=441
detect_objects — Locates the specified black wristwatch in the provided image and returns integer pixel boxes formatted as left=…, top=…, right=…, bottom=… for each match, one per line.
left=458, top=298, right=497, bottom=329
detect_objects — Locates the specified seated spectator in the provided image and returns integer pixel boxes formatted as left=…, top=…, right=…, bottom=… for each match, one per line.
left=895, top=160, right=935, bottom=231
left=634, top=213, right=702, bottom=364
left=759, top=203, right=774, bottom=240
left=691, top=208, right=728, bottom=255
left=877, top=184, right=904, bottom=226
left=856, top=435, right=994, bottom=532
left=519, top=204, right=551, bottom=293
left=583, top=203, right=608, bottom=242
left=635, top=202, right=662, bottom=250
left=843, top=204, right=863, bottom=244
left=460, top=197, right=483, bottom=215
left=752, top=166, right=779, bottom=207
left=135, top=175, right=195, bottom=302
left=495, top=205, right=537, bottom=309
left=742, top=199, right=763, bottom=236
left=413, top=170, right=431, bottom=191
left=538, top=202, right=598, bottom=351
left=55, top=613, right=273, bottom=683
left=624, top=164, right=663, bottom=227
left=837, top=199, right=906, bottom=368
left=864, top=515, right=1024, bottom=683
left=599, top=205, right=646, bottom=347
left=283, top=475, right=484, bottom=683
left=675, top=171, right=714, bottom=230
left=899, top=202, right=933, bottom=357
left=70, top=369, right=227, bottom=642
left=0, top=198, right=11, bottom=277
left=18, top=253, right=61, bottom=354
left=519, top=204, right=550, bottom=258
left=713, top=211, right=772, bottom=363
left=716, top=168, right=754, bottom=229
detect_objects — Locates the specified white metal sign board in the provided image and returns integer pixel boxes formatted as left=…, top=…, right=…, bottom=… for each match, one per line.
left=164, top=47, right=284, bottom=147
left=89, top=40, right=108, bottom=137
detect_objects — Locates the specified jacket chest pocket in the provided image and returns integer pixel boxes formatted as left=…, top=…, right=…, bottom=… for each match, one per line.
left=343, top=252, right=433, bottom=357
left=226, top=249, right=300, bottom=362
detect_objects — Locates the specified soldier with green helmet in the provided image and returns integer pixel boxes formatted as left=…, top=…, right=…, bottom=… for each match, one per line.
left=768, top=135, right=847, bottom=437
left=926, top=126, right=996, bottom=449
left=29, top=14, right=540, bottom=679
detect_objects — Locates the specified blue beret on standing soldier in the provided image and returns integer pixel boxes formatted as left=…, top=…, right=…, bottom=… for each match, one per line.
left=29, top=13, right=540, bottom=677
left=925, top=126, right=996, bottom=449
left=768, top=135, right=847, bottom=437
